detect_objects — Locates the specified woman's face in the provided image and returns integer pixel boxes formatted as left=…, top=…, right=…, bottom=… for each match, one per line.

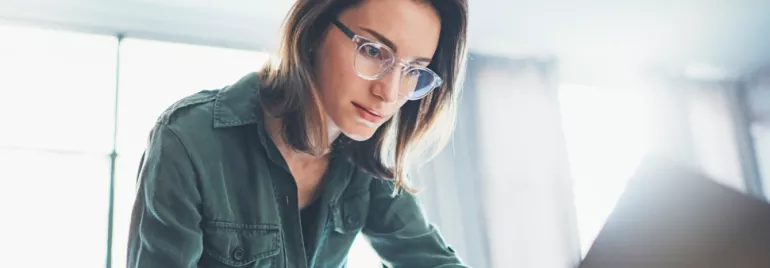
left=314, top=0, right=441, bottom=141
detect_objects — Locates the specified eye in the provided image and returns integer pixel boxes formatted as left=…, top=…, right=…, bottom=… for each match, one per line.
left=365, top=46, right=380, bottom=57
left=360, top=44, right=384, bottom=60
left=406, top=69, right=422, bottom=77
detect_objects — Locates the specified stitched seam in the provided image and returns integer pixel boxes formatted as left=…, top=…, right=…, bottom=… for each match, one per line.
left=213, top=85, right=261, bottom=127
left=202, top=220, right=282, bottom=266
left=266, top=164, right=290, bottom=267
left=205, top=221, right=279, bottom=231
left=157, top=91, right=217, bottom=125
left=205, top=249, right=280, bottom=267
left=202, top=232, right=281, bottom=266
left=272, top=232, right=280, bottom=268
left=204, top=248, right=280, bottom=266
left=212, top=87, right=226, bottom=125
left=212, top=93, right=244, bottom=127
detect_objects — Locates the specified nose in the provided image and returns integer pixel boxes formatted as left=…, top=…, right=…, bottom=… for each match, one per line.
left=371, top=71, right=402, bottom=104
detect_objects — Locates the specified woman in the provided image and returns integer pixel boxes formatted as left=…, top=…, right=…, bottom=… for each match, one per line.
left=127, top=0, right=468, bottom=267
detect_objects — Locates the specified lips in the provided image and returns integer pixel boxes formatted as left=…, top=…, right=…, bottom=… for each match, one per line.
left=352, top=102, right=384, bottom=124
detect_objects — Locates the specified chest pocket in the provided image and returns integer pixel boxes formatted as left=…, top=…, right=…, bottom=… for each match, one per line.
left=202, top=221, right=281, bottom=267
left=331, top=190, right=371, bottom=234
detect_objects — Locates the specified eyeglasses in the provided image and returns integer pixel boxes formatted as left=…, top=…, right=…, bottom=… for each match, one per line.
left=332, top=19, right=443, bottom=101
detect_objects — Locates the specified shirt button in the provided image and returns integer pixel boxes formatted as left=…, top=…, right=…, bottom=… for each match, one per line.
left=232, top=246, right=245, bottom=261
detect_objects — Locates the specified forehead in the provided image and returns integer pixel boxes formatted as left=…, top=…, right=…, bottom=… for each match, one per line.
left=340, top=0, right=441, bottom=60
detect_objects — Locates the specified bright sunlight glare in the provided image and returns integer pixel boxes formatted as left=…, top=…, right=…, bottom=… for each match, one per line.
left=558, top=84, right=655, bottom=257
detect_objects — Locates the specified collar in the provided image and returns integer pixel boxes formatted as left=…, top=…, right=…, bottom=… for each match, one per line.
left=214, top=73, right=362, bottom=203
left=213, top=72, right=282, bottom=170
left=213, top=72, right=263, bottom=128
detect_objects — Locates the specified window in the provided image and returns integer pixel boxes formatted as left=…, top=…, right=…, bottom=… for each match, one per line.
left=112, top=38, right=270, bottom=268
left=0, top=24, right=117, bottom=267
left=0, top=24, right=117, bottom=154
left=1, top=22, right=383, bottom=267
left=111, top=38, right=383, bottom=267
left=0, top=150, right=111, bottom=267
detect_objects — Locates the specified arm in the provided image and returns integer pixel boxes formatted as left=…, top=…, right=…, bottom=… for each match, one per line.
left=363, top=179, right=468, bottom=268
left=127, top=124, right=204, bottom=268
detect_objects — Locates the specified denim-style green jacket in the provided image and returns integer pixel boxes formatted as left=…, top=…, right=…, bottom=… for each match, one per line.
left=127, top=73, right=466, bottom=268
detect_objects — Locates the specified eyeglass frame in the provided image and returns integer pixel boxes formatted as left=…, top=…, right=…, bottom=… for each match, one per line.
left=331, top=19, right=443, bottom=101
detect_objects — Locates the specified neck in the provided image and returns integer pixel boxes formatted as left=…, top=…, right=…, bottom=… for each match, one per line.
left=263, top=109, right=341, bottom=162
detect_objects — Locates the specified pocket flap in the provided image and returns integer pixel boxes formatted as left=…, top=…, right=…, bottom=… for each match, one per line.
left=203, top=221, right=281, bottom=267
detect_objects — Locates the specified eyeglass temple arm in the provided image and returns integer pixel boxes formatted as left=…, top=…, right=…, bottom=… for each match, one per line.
left=332, top=19, right=357, bottom=40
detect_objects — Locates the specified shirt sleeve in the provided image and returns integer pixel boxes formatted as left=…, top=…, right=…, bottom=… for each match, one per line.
left=363, top=179, right=469, bottom=268
left=127, top=123, right=204, bottom=268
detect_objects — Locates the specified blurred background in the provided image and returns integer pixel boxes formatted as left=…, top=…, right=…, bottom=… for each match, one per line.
left=0, top=0, right=769, bottom=267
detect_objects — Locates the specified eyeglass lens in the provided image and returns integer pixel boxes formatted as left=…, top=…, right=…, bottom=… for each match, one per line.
left=353, top=41, right=437, bottom=100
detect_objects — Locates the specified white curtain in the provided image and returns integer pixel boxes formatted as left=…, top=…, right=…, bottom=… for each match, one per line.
left=665, top=79, right=764, bottom=197
left=683, top=82, right=747, bottom=191
left=416, top=55, right=581, bottom=268
left=414, top=55, right=492, bottom=268
left=747, top=70, right=770, bottom=197
left=468, top=56, right=580, bottom=268
left=415, top=56, right=768, bottom=268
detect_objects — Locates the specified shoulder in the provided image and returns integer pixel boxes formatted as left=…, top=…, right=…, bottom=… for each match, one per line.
left=157, top=89, right=219, bottom=129
left=150, top=89, right=227, bottom=161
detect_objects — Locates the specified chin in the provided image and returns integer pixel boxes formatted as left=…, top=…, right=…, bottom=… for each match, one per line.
left=343, top=130, right=376, bottom=142
left=341, top=123, right=379, bottom=142
left=332, top=113, right=387, bottom=142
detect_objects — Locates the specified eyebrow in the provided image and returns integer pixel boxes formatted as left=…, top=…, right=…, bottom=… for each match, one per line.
left=410, top=57, right=432, bottom=65
left=360, top=27, right=398, bottom=53
left=360, top=27, right=433, bottom=65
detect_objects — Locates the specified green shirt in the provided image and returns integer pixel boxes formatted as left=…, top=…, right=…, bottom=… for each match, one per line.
left=127, top=73, right=466, bottom=268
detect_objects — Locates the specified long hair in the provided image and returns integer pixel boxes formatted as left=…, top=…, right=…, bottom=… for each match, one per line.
left=259, top=0, right=468, bottom=193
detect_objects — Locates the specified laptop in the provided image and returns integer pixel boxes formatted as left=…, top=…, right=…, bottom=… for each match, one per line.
left=580, top=158, right=770, bottom=268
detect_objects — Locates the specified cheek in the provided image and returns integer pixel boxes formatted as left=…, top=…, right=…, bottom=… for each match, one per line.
left=315, top=48, right=361, bottom=99
left=319, top=75, right=368, bottom=104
